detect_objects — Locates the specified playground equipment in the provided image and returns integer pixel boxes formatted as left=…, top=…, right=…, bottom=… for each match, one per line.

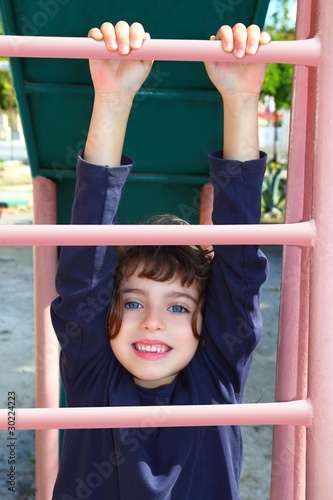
left=1, top=0, right=333, bottom=498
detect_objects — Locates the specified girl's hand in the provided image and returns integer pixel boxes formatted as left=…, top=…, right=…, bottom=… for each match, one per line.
left=204, top=24, right=270, bottom=99
left=88, top=21, right=153, bottom=98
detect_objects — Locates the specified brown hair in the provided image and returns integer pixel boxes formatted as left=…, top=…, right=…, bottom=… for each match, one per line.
left=108, top=214, right=212, bottom=340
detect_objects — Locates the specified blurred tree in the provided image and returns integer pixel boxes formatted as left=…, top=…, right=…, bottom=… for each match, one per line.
left=0, top=23, right=17, bottom=112
left=262, top=0, right=295, bottom=161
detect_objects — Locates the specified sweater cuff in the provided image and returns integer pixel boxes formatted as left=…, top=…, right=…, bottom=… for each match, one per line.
left=208, top=150, right=267, bottom=226
left=208, top=150, right=267, bottom=180
left=76, top=150, right=134, bottom=183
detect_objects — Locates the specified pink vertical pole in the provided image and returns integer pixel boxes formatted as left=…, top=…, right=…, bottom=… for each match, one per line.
left=307, top=0, right=333, bottom=496
left=33, top=177, right=59, bottom=500
left=199, top=184, right=213, bottom=225
left=270, top=0, right=317, bottom=498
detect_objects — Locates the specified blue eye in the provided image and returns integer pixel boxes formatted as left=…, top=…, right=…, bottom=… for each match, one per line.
left=125, top=301, right=142, bottom=310
left=169, top=305, right=188, bottom=314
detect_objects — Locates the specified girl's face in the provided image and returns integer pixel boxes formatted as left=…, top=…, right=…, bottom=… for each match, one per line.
left=110, top=270, right=202, bottom=388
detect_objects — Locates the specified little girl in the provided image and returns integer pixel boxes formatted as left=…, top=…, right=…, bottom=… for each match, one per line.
left=51, top=21, right=269, bottom=500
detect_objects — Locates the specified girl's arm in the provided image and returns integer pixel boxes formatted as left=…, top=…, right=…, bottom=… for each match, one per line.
left=84, top=21, right=153, bottom=166
left=205, top=23, right=270, bottom=161
left=200, top=25, right=270, bottom=400
left=51, top=22, right=152, bottom=396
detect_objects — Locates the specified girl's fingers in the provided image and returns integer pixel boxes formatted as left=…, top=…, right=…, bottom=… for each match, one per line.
left=114, top=21, right=147, bottom=54
left=260, top=31, right=271, bottom=45
left=216, top=25, right=234, bottom=53
left=88, top=27, right=104, bottom=41
left=93, top=21, right=269, bottom=58
left=232, top=23, right=248, bottom=58
left=245, top=24, right=261, bottom=55
left=214, top=24, right=271, bottom=58
left=100, top=22, right=118, bottom=50
left=114, top=20, right=130, bottom=54
left=91, top=22, right=150, bottom=54
left=129, top=22, right=146, bottom=50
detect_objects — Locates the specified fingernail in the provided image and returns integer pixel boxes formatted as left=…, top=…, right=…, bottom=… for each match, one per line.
left=247, top=45, right=256, bottom=55
left=261, top=32, right=270, bottom=41
left=132, top=39, right=141, bottom=48
left=224, top=42, right=232, bottom=52
left=109, top=40, right=117, bottom=49
left=234, top=49, right=244, bottom=58
left=119, top=44, right=129, bottom=54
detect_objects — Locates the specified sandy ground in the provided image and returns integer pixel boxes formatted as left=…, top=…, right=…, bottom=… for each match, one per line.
left=0, top=163, right=282, bottom=499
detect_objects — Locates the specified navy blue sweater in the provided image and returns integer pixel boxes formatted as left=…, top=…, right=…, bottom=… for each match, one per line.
left=51, top=151, right=268, bottom=500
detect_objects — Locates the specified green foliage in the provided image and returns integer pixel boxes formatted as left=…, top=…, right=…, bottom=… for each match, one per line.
left=261, top=161, right=287, bottom=218
left=0, top=23, right=17, bottom=111
left=262, top=0, right=295, bottom=110
left=0, top=71, right=17, bottom=111
left=263, top=62, right=293, bottom=110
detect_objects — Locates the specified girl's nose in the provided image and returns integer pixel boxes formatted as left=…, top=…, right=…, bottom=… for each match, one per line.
left=140, top=308, right=165, bottom=332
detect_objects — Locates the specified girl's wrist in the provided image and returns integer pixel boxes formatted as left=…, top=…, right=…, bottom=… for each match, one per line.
left=222, top=93, right=260, bottom=161
left=222, top=93, right=260, bottom=125
left=220, top=91, right=260, bottom=110
left=94, top=91, right=135, bottom=105
left=93, top=92, right=135, bottom=119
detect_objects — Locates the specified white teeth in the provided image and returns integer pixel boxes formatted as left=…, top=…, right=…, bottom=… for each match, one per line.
left=134, top=343, right=170, bottom=353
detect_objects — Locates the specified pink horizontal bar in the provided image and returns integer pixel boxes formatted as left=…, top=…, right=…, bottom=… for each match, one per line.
left=0, top=400, right=312, bottom=430
left=0, top=36, right=321, bottom=66
left=0, top=221, right=316, bottom=247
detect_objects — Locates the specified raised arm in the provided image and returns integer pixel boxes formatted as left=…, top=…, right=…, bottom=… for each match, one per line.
left=200, top=25, right=269, bottom=399
left=205, top=23, right=270, bottom=161
left=51, top=22, right=152, bottom=395
left=84, top=21, right=153, bottom=166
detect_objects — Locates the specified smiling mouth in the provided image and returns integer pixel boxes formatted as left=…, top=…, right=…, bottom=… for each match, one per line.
left=132, top=343, right=171, bottom=354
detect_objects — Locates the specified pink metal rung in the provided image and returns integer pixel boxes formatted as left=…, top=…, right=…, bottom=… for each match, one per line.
left=0, top=400, right=313, bottom=431
left=0, top=220, right=316, bottom=247
left=0, top=36, right=321, bottom=66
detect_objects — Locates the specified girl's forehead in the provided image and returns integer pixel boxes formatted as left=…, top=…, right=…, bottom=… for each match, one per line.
left=120, top=271, right=200, bottom=297
left=122, top=271, right=183, bottom=288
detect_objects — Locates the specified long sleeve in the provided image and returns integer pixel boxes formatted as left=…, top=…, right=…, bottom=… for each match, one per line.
left=51, top=152, right=133, bottom=401
left=200, top=150, right=268, bottom=402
